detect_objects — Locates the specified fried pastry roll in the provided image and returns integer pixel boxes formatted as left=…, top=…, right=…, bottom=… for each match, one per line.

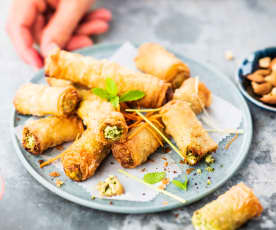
left=62, top=130, right=110, bottom=181
left=46, top=77, right=73, bottom=87
left=112, top=122, right=162, bottom=168
left=192, top=183, right=263, bottom=230
left=160, top=100, right=217, bottom=165
left=14, top=83, right=79, bottom=116
left=135, top=43, right=190, bottom=89
left=45, top=48, right=173, bottom=108
left=22, top=116, right=84, bottom=155
left=77, top=93, right=128, bottom=144
left=173, top=78, right=212, bottom=114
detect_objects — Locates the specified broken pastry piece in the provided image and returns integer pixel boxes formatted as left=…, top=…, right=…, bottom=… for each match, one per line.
left=259, top=57, right=271, bottom=68
left=264, top=71, right=276, bottom=86
left=97, top=175, right=124, bottom=197
left=192, top=183, right=263, bottom=230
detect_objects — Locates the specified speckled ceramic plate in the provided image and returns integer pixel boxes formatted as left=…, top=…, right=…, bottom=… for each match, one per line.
left=11, top=43, right=252, bottom=214
left=236, top=47, right=276, bottom=112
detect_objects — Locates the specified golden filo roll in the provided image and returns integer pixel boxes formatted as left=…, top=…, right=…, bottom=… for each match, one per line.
left=13, top=83, right=79, bottom=116
left=160, top=100, right=217, bottom=165
left=45, top=48, right=173, bottom=108
left=22, top=116, right=84, bottom=155
left=135, top=43, right=190, bottom=89
left=112, top=122, right=162, bottom=168
left=173, top=78, right=212, bottom=114
left=46, top=77, right=73, bottom=87
left=192, top=183, right=263, bottom=230
left=62, top=130, right=110, bottom=182
left=77, top=92, right=128, bottom=144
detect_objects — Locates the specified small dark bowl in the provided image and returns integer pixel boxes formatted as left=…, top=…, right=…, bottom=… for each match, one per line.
left=236, top=47, right=276, bottom=112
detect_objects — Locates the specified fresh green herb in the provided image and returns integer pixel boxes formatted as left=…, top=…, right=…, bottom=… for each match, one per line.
left=91, top=195, right=96, bottom=200
left=143, top=172, right=166, bottom=184
left=172, top=176, right=189, bottom=191
left=92, top=78, right=145, bottom=108
left=105, top=78, right=118, bottom=96
left=207, top=179, right=211, bottom=185
left=119, top=90, right=145, bottom=103
left=205, top=154, right=215, bottom=164
left=110, top=96, right=119, bottom=108
left=205, top=166, right=214, bottom=172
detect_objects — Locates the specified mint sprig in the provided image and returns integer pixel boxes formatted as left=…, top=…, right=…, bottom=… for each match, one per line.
left=92, top=78, right=145, bottom=108
left=143, top=172, right=166, bottom=184
left=172, top=176, right=189, bottom=191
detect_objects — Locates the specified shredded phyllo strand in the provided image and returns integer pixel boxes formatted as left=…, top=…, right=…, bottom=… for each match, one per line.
left=40, top=152, right=65, bottom=168
left=118, top=169, right=186, bottom=203
left=206, top=129, right=244, bottom=134
left=225, top=133, right=239, bottom=150
left=125, top=108, right=161, bottom=112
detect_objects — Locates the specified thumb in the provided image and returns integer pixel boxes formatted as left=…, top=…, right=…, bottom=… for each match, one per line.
left=40, top=0, right=94, bottom=56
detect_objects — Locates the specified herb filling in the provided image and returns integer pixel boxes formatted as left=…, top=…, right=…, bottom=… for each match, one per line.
left=25, top=134, right=35, bottom=149
left=104, top=126, right=123, bottom=140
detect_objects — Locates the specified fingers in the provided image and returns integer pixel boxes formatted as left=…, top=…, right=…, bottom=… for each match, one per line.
left=11, top=26, right=44, bottom=68
left=65, top=35, right=93, bottom=51
left=84, top=8, right=112, bottom=22
left=76, top=19, right=109, bottom=35
left=6, top=0, right=45, bottom=68
left=40, top=0, right=94, bottom=56
left=32, top=14, right=45, bottom=44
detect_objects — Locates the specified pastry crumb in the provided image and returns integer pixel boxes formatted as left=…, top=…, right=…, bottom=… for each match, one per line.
left=49, top=171, right=60, bottom=177
left=162, top=201, right=168, bottom=205
left=56, top=179, right=64, bottom=187
left=162, top=178, right=169, bottom=185
left=186, top=168, right=195, bottom=175
left=158, top=184, right=165, bottom=190
left=97, top=175, right=124, bottom=197
left=225, top=50, right=234, bottom=60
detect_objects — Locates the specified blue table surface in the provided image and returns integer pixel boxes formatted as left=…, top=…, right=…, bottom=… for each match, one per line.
left=0, top=0, right=276, bottom=229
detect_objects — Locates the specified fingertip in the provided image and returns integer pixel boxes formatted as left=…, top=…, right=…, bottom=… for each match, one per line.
left=85, top=8, right=112, bottom=22
left=66, top=35, right=93, bottom=51
left=41, top=42, right=59, bottom=57
left=76, top=20, right=109, bottom=35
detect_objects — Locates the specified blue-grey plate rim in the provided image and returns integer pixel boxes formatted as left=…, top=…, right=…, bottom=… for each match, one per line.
left=235, top=47, right=276, bottom=112
left=10, top=42, right=253, bottom=214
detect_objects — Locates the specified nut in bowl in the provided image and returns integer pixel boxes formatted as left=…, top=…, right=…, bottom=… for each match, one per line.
left=237, top=47, right=276, bottom=112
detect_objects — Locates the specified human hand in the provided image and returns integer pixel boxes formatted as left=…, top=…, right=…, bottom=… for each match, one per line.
left=6, top=0, right=112, bottom=69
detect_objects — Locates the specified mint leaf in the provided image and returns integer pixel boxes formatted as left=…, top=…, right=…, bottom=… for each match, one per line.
left=92, top=88, right=111, bottom=99
left=110, top=96, right=119, bottom=108
left=143, top=172, right=166, bottom=184
left=105, top=78, right=118, bottom=96
left=172, top=177, right=189, bottom=191
left=119, top=90, right=145, bottom=103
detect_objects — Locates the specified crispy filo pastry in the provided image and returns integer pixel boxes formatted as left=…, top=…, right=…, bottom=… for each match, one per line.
left=14, top=83, right=79, bottom=116
left=62, top=130, right=110, bottom=181
left=135, top=43, right=190, bottom=89
left=173, top=78, right=212, bottom=114
left=112, top=122, right=162, bottom=168
left=160, top=100, right=217, bottom=165
left=192, top=182, right=263, bottom=230
left=45, top=48, right=173, bottom=108
left=77, top=91, right=128, bottom=144
left=46, top=78, right=73, bottom=87
left=22, top=116, right=84, bottom=155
